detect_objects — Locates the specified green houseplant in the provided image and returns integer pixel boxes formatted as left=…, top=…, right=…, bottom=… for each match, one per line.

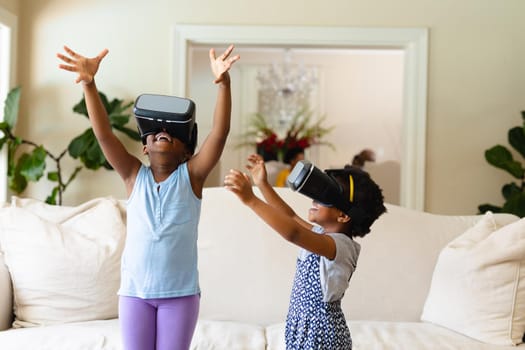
left=478, top=111, right=525, bottom=217
left=0, top=86, right=140, bottom=205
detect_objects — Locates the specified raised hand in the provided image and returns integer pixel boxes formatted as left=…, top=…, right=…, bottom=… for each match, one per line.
left=57, top=46, right=108, bottom=84
left=209, top=44, right=240, bottom=84
left=246, top=153, right=268, bottom=187
left=224, top=169, right=255, bottom=204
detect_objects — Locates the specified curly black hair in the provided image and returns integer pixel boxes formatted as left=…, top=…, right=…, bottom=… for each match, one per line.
left=328, top=166, right=387, bottom=238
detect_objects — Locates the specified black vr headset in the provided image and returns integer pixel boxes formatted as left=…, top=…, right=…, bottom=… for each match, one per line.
left=133, top=94, right=198, bottom=153
left=287, top=160, right=354, bottom=215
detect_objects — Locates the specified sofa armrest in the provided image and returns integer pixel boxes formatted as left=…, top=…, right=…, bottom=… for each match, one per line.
left=0, top=250, right=13, bottom=330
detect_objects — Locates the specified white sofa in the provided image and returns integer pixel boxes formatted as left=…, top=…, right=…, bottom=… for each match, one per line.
left=0, top=187, right=524, bottom=349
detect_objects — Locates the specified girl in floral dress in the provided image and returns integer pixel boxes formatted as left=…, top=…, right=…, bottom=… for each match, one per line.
left=224, top=154, right=386, bottom=349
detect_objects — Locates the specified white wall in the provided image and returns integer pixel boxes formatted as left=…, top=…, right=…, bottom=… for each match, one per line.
left=6, top=0, right=525, bottom=215
left=0, top=0, right=17, bottom=16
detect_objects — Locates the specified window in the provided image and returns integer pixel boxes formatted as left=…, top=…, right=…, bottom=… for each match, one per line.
left=0, top=6, right=18, bottom=202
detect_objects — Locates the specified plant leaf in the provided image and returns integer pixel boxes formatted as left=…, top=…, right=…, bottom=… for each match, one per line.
left=4, top=86, right=21, bottom=129
left=117, top=101, right=134, bottom=113
left=8, top=168, right=27, bottom=194
left=501, top=191, right=525, bottom=217
left=113, top=124, right=141, bottom=141
left=47, top=171, right=59, bottom=182
left=508, top=126, right=525, bottom=159
left=45, top=187, right=59, bottom=205
left=109, top=115, right=129, bottom=127
left=0, top=121, right=10, bottom=131
left=68, top=129, right=94, bottom=158
left=106, top=97, right=124, bottom=114
left=19, top=146, right=47, bottom=181
left=485, top=145, right=524, bottom=179
left=73, top=92, right=113, bottom=118
left=81, top=141, right=106, bottom=170
left=72, top=95, right=89, bottom=117
left=502, top=182, right=521, bottom=200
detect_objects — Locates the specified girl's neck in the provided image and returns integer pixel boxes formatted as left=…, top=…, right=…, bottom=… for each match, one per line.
left=150, top=162, right=180, bottom=183
left=322, top=221, right=349, bottom=235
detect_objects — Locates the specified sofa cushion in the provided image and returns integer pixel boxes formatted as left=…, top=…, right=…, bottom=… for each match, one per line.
left=266, top=320, right=522, bottom=350
left=342, top=204, right=518, bottom=322
left=421, top=212, right=525, bottom=346
left=197, top=187, right=303, bottom=325
left=190, top=320, right=266, bottom=349
left=0, top=318, right=266, bottom=350
left=0, top=197, right=126, bottom=328
left=0, top=319, right=121, bottom=350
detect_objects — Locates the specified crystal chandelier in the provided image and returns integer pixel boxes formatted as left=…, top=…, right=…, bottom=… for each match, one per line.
left=256, top=49, right=317, bottom=133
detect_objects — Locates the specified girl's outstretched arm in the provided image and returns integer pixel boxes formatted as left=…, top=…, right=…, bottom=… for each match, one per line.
left=245, top=154, right=313, bottom=230
left=188, top=45, right=240, bottom=197
left=57, top=46, right=140, bottom=195
left=224, top=169, right=335, bottom=259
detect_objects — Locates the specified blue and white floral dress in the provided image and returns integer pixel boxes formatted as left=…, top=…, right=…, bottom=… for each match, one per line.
left=285, top=226, right=360, bottom=349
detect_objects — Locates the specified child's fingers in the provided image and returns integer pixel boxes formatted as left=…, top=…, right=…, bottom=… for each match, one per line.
left=209, top=48, right=216, bottom=62
left=228, top=54, right=240, bottom=65
left=214, top=45, right=238, bottom=63
left=58, top=64, right=77, bottom=72
left=251, top=153, right=263, bottom=160
left=242, top=172, right=251, bottom=182
left=56, top=53, right=74, bottom=64
left=223, top=178, right=240, bottom=193
left=228, top=171, right=251, bottom=184
left=97, top=48, right=109, bottom=60
left=225, top=169, right=247, bottom=185
left=218, top=44, right=234, bottom=60
left=63, top=45, right=77, bottom=57
left=223, top=44, right=234, bottom=56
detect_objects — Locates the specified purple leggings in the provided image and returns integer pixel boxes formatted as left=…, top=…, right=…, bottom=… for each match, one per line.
left=119, top=295, right=200, bottom=350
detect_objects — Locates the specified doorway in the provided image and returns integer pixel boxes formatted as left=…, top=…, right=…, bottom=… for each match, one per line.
left=172, top=25, right=428, bottom=210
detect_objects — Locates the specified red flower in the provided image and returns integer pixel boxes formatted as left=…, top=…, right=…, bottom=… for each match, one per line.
left=296, top=138, right=310, bottom=149
left=242, top=109, right=333, bottom=162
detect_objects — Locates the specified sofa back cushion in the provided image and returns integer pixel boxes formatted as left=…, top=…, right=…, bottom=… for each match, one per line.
left=344, top=205, right=518, bottom=322
left=421, top=213, right=525, bottom=345
left=198, top=187, right=303, bottom=325
left=0, top=196, right=126, bottom=328
left=198, top=187, right=520, bottom=324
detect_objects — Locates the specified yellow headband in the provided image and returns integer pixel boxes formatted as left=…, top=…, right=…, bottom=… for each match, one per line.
left=349, top=175, right=354, bottom=203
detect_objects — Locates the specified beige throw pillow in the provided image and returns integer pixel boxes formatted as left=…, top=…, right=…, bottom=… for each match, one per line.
left=0, top=197, right=126, bottom=328
left=421, top=212, right=525, bottom=346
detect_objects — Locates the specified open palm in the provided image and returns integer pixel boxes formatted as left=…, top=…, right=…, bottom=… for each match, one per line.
left=246, top=153, right=268, bottom=186
left=57, top=46, right=108, bottom=84
left=209, top=44, right=240, bottom=84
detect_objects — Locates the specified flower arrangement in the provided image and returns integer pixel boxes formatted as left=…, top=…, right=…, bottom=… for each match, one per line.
left=239, top=108, right=334, bottom=162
